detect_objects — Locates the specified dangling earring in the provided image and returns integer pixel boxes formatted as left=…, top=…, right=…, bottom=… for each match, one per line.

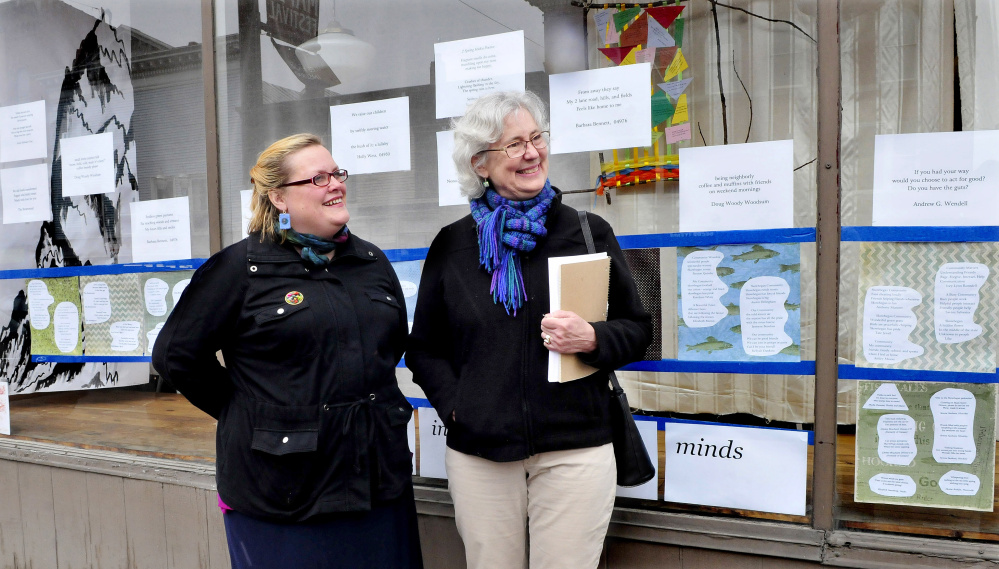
left=482, top=178, right=490, bottom=189
left=278, top=212, right=291, bottom=230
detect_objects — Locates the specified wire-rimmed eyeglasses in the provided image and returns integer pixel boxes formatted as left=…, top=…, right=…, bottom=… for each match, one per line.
left=281, top=169, right=348, bottom=188
left=478, top=132, right=549, bottom=159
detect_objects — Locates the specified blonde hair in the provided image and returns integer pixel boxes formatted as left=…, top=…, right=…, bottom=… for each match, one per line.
left=247, top=133, right=324, bottom=242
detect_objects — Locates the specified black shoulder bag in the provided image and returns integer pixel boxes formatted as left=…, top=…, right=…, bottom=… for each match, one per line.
left=577, top=210, right=656, bottom=487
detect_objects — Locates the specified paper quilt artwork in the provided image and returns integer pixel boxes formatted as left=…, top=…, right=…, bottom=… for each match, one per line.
left=80, top=273, right=145, bottom=356
left=677, top=243, right=801, bottom=362
left=855, top=242, right=998, bottom=373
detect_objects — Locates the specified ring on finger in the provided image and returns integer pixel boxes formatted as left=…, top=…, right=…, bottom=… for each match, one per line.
left=544, top=334, right=552, bottom=345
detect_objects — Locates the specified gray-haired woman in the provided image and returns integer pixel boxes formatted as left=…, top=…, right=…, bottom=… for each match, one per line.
left=407, top=91, right=652, bottom=569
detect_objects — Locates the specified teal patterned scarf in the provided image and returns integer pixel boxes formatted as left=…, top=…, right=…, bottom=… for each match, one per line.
left=278, top=223, right=349, bottom=266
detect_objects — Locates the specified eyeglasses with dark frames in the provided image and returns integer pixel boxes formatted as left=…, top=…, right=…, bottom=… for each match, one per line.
left=478, top=132, right=549, bottom=159
left=280, top=169, right=348, bottom=188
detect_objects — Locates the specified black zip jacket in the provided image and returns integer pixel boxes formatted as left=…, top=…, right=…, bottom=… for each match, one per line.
left=407, top=192, right=652, bottom=462
left=152, top=232, right=413, bottom=521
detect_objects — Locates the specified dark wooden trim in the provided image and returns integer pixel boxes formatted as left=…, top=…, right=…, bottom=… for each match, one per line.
left=201, top=0, right=222, bottom=255
left=812, top=0, right=843, bottom=533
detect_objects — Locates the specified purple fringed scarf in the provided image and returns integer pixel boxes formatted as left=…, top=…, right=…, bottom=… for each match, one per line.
left=470, top=181, right=556, bottom=315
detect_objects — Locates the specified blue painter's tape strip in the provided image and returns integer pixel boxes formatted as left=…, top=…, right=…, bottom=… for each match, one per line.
left=617, top=227, right=815, bottom=249
left=838, top=364, right=999, bottom=384
left=659, top=417, right=814, bottom=445
left=621, top=360, right=816, bottom=375
left=841, top=226, right=999, bottom=243
left=0, top=259, right=207, bottom=281
left=385, top=248, right=430, bottom=263
left=406, top=395, right=812, bottom=443
left=31, top=355, right=151, bottom=363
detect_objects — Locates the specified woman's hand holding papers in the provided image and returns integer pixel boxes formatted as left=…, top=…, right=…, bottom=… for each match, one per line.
left=541, top=310, right=597, bottom=354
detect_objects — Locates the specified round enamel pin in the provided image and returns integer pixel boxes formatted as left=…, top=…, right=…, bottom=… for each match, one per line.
left=285, top=291, right=304, bottom=305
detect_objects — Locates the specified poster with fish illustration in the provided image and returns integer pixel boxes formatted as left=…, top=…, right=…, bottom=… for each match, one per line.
left=855, top=242, right=998, bottom=373
left=677, top=243, right=801, bottom=362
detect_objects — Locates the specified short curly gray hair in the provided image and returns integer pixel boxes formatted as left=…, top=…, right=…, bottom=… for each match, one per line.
left=450, top=91, right=549, bottom=199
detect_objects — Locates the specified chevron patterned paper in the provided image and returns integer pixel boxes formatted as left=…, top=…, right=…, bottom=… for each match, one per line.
left=855, top=242, right=999, bottom=373
left=80, top=273, right=145, bottom=356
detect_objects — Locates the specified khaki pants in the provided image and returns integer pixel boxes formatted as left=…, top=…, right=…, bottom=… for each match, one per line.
left=445, top=443, right=616, bottom=569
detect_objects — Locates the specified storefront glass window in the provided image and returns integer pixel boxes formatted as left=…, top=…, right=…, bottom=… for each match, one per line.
left=836, top=0, right=999, bottom=538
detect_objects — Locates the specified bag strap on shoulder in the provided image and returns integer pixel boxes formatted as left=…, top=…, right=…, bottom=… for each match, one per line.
left=577, top=210, right=596, bottom=254
left=576, top=210, right=622, bottom=394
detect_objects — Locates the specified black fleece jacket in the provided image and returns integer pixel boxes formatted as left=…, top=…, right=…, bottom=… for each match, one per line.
left=407, top=192, right=652, bottom=462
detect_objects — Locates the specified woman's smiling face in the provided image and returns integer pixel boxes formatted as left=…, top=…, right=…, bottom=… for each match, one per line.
left=474, top=108, right=549, bottom=201
left=269, top=144, right=349, bottom=238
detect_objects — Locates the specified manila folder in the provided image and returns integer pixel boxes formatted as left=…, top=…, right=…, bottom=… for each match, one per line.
left=548, top=254, right=611, bottom=383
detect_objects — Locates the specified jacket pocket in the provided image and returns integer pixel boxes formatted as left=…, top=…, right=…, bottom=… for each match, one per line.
left=250, top=428, right=319, bottom=455
left=244, top=300, right=320, bottom=360
left=366, top=291, right=402, bottom=308
left=373, top=399, right=415, bottom=496
left=246, top=402, right=323, bottom=508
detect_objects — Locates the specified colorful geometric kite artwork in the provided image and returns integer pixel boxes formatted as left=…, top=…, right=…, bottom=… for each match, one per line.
left=592, top=3, right=691, bottom=194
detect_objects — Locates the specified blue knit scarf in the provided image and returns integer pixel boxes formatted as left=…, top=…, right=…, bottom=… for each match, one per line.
left=470, top=181, right=556, bottom=315
left=278, top=223, right=349, bottom=266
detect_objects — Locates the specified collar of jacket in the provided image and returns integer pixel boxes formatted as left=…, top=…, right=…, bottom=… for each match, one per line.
left=245, top=231, right=378, bottom=267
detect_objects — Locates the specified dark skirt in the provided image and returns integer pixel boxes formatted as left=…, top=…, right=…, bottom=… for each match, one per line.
left=223, top=482, right=424, bottom=569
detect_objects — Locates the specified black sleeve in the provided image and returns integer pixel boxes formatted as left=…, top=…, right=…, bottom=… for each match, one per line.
left=151, top=246, right=246, bottom=419
left=405, top=230, right=459, bottom=424
left=577, top=215, right=653, bottom=369
left=383, top=256, right=409, bottom=365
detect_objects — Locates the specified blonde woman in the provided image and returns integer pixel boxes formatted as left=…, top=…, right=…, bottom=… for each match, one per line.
left=153, top=133, right=422, bottom=569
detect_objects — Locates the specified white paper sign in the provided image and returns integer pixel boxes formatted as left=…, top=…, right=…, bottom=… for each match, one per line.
left=239, top=189, right=253, bottom=239
left=549, top=63, right=652, bottom=154
left=417, top=406, right=448, bottom=479
left=679, top=140, right=794, bottom=232
left=330, top=97, right=411, bottom=175
left=862, top=286, right=924, bottom=364
left=663, top=422, right=808, bottom=516
left=616, top=419, right=658, bottom=500
left=931, top=388, right=977, bottom=464
left=53, top=301, right=80, bottom=353
left=739, top=276, right=793, bottom=356
left=876, top=414, right=917, bottom=466
left=146, top=321, right=164, bottom=355
left=680, top=251, right=728, bottom=328
left=0, top=100, right=47, bottom=163
left=436, top=131, right=465, bottom=206
left=81, top=281, right=112, bottom=324
left=868, top=473, right=916, bottom=497
left=939, top=470, right=981, bottom=496
left=144, top=278, right=169, bottom=316
left=26, top=280, right=55, bottom=330
left=872, top=130, right=999, bottom=226
left=110, top=321, right=142, bottom=352
left=0, top=382, right=9, bottom=436
left=1, top=163, right=52, bottom=224
left=129, top=197, right=192, bottom=262
left=862, top=383, right=909, bottom=411
left=434, top=31, right=526, bottom=119
left=934, top=263, right=989, bottom=344
left=408, top=415, right=417, bottom=475
left=60, top=132, right=115, bottom=196
left=172, top=279, right=191, bottom=306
